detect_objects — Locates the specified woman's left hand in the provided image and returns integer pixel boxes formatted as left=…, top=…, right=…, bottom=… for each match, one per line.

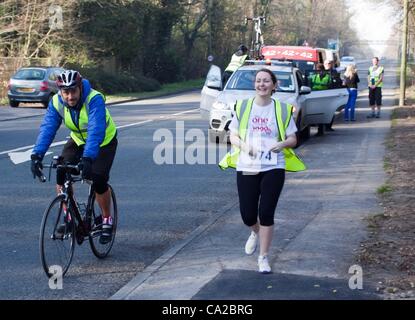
left=269, top=142, right=285, bottom=153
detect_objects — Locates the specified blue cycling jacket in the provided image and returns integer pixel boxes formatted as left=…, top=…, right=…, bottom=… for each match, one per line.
left=33, top=79, right=106, bottom=160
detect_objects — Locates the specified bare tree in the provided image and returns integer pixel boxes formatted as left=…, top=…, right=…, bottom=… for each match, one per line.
left=0, top=0, right=79, bottom=59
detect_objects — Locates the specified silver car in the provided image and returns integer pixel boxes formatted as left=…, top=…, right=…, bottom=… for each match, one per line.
left=340, top=56, right=355, bottom=69
left=200, top=62, right=348, bottom=143
left=7, top=66, right=65, bottom=108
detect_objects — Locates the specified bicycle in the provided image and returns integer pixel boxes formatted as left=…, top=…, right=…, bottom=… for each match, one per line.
left=245, top=16, right=266, bottom=60
left=37, top=156, right=118, bottom=278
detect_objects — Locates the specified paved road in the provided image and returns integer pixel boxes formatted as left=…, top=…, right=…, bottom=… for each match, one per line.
left=111, top=60, right=398, bottom=300
left=0, top=91, right=236, bottom=299
left=0, top=60, right=398, bottom=300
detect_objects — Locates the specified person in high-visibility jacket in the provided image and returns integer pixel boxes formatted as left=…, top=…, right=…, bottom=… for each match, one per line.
left=220, top=68, right=305, bottom=274
left=30, top=70, right=117, bottom=245
left=222, top=45, right=249, bottom=87
left=310, top=63, right=331, bottom=90
left=367, top=57, right=384, bottom=118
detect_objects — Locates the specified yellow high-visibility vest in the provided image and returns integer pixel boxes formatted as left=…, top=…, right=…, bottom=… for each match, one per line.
left=225, top=54, right=248, bottom=73
left=219, top=98, right=306, bottom=172
left=369, top=66, right=384, bottom=88
left=52, top=89, right=116, bottom=146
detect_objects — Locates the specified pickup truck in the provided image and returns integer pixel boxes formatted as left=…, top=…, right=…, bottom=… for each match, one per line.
left=200, top=60, right=349, bottom=144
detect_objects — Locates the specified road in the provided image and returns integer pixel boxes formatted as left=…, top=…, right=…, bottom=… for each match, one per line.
left=0, top=59, right=398, bottom=299
left=111, top=59, right=399, bottom=300
left=0, top=91, right=237, bottom=299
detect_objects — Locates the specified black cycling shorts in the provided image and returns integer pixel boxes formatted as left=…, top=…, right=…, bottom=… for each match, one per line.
left=57, top=137, right=117, bottom=194
left=369, top=87, right=382, bottom=106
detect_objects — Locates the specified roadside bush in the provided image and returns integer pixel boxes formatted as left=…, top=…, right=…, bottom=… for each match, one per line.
left=65, top=66, right=161, bottom=95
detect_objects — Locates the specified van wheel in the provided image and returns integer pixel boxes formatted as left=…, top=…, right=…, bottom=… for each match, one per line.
left=301, top=125, right=310, bottom=140
left=295, top=113, right=310, bottom=147
left=208, top=131, right=218, bottom=144
left=10, top=100, right=19, bottom=108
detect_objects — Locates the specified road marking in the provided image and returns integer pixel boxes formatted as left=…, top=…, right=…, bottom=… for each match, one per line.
left=0, top=141, right=67, bottom=156
left=1, top=108, right=199, bottom=163
left=9, top=150, right=53, bottom=165
left=117, top=119, right=154, bottom=129
left=172, top=109, right=198, bottom=116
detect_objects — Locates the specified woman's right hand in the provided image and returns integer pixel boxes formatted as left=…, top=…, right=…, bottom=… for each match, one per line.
left=241, top=142, right=259, bottom=159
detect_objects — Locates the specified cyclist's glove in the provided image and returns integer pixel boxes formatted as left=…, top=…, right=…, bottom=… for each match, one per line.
left=80, top=157, right=93, bottom=180
left=30, top=154, right=43, bottom=179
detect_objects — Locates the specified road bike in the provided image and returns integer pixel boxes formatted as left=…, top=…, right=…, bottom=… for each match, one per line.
left=38, top=156, right=118, bottom=278
left=245, top=16, right=266, bottom=59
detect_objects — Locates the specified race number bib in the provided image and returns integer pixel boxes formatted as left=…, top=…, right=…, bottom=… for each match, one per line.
left=239, top=147, right=278, bottom=169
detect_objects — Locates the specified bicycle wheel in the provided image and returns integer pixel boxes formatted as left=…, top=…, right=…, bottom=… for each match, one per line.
left=39, top=195, right=75, bottom=278
left=89, top=184, right=117, bottom=258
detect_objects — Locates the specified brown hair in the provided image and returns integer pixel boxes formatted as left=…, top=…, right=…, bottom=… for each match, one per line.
left=256, top=68, right=277, bottom=85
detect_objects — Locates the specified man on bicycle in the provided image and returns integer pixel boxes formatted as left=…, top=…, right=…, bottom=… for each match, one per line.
left=30, top=70, right=118, bottom=244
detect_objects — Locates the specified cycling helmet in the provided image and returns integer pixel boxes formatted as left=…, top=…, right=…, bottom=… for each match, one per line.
left=56, top=70, right=82, bottom=89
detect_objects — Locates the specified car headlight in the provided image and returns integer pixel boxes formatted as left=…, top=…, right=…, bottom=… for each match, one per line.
left=212, top=101, right=231, bottom=110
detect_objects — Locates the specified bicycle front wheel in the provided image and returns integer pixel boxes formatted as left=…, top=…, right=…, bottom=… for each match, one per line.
left=39, top=195, right=75, bottom=278
left=89, top=184, right=118, bottom=258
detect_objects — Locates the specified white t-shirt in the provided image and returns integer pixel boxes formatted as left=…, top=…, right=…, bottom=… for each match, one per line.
left=228, top=100, right=297, bottom=172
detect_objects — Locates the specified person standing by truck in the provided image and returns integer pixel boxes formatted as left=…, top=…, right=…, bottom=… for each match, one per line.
left=367, top=57, right=384, bottom=118
left=222, top=45, right=249, bottom=87
left=343, top=64, right=360, bottom=121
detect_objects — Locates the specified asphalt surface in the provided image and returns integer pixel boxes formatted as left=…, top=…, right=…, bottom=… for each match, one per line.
left=0, top=90, right=236, bottom=299
left=0, top=60, right=398, bottom=300
left=111, top=60, right=397, bottom=300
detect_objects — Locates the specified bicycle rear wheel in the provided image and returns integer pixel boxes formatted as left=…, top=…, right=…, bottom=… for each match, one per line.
left=39, top=195, right=75, bottom=278
left=89, top=185, right=118, bottom=258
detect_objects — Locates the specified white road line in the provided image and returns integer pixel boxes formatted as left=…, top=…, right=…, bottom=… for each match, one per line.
left=116, top=119, right=154, bottom=129
left=0, top=141, right=67, bottom=156
left=0, top=108, right=199, bottom=156
left=172, top=109, right=198, bottom=116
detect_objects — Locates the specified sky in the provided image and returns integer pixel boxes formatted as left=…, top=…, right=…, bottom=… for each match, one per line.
left=345, top=0, right=401, bottom=57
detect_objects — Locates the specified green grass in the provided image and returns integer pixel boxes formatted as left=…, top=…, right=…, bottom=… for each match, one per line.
left=106, top=78, right=204, bottom=104
left=404, top=81, right=415, bottom=105
left=377, top=184, right=393, bottom=194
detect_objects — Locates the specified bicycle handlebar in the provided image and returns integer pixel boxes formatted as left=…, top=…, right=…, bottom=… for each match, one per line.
left=37, top=162, right=83, bottom=184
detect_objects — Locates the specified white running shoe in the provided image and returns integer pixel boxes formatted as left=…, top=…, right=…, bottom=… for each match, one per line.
left=258, top=255, right=271, bottom=274
left=245, top=231, right=258, bottom=255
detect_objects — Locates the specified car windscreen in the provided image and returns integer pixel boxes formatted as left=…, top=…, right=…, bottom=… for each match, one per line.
left=226, top=70, right=295, bottom=93
left=12, top=69, right=46, bottom=80
left=341, top=57, right=354, bottom=62
left=293, top=61, right=315, bottom=74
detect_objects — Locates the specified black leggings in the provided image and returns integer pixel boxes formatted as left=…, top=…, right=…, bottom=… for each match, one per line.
left=57, top=137, right=117, bottom=194
left=237, top=169, right=285, bottom=227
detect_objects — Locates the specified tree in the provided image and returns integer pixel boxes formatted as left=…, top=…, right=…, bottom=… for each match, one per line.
left=0, top=0, right=79, bottom=62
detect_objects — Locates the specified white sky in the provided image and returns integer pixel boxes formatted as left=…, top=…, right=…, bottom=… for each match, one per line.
left=346, top=0, right=401, bottom=56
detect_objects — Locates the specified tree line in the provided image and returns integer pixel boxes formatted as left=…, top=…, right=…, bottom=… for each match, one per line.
left=1, top=0, right=359, bottom=93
